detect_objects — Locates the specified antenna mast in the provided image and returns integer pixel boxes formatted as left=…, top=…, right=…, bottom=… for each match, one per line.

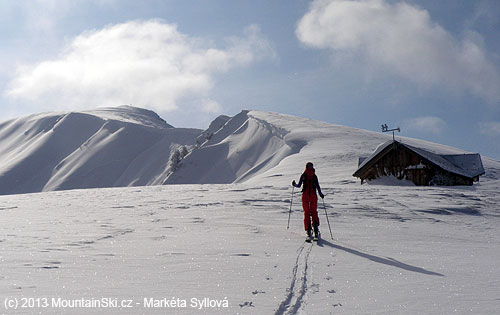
left=381, top=124, right=400, bottom=141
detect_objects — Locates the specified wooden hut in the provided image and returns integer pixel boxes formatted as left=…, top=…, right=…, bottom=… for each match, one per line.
left=353, top=141, right=485, bottom=186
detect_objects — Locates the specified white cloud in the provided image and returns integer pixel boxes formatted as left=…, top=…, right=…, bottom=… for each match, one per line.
left=296, top=0, right=500, bottom=104
left=405, top=116, right=447, bottom=135
left=479, top=121, right=500, bottom=136
left=5, top=20, right=274, bottom=113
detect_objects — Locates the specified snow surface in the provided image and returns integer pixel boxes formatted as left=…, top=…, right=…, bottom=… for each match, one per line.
left=1, top=107, right=498, bottom=194
left=1, top=108, right=500, bottom=314
left=166, top=109, right=499, bottom=187
left=0, top=106, right=201, bottom=195
left=1, top=181, right=499, bottom=314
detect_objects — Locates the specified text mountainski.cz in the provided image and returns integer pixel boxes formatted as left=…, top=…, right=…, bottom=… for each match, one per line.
left=3, top=296, right=229, bottom=310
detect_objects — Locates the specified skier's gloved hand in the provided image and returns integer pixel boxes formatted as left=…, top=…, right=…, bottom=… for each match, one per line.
left=292, top=180, right=296, bottom=187
left=319, top=192, right=324, bottom=199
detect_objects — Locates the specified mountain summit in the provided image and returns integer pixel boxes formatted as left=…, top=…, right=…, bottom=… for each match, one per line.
left=0, top=106, right=200, bottom=195
left=0, top=107, right=498, bottom=195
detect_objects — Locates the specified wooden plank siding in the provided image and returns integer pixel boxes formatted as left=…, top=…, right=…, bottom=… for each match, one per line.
left=354, top=141, right=476, bottom=186
left=357, top=144, right=430, bottom=185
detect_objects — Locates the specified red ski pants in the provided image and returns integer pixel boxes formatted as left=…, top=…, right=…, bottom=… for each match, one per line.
left=302, top=194, right=319, bottom=231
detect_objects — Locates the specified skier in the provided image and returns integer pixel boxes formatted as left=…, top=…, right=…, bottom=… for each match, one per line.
left=292, top=162, right=324, bottom=242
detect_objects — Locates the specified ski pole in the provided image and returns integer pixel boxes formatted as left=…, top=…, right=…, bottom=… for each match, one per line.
left=322, top=198, right=333, bottom=240
left=287, top=186, right=294, bottom=229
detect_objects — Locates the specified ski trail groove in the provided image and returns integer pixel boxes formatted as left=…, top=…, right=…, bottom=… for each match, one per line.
left=275, top=242, right=313, bottom=315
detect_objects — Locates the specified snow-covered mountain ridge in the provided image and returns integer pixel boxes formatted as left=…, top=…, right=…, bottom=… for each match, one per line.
left=0, top=106, right=498, bottom=195
left=167, top=109, right=500, bottom=186
left=0, top=106, right=200, bottom=195
left=2, top=107, right=500, bottom=314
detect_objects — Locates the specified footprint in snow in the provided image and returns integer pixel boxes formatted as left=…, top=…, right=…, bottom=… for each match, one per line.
left=239, top=301, right=254, bottom=308
left=190, top=217, right=205, bottom=223
left=310, top=283, right=320, bottom=294
left=151, top=235, right=168, bottom=241
left=110, top=205, right=135, bottom=209
left=41, top=261, right=61, bottom=269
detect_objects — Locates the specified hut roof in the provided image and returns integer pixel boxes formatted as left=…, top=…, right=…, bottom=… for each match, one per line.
left=353, top=140, right=485, bottom=179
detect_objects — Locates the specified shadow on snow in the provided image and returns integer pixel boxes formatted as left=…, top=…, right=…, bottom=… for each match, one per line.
left=318, top=239, right=444, bottom=277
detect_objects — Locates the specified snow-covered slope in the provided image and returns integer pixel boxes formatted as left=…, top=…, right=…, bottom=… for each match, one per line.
left=1, top=177, right=499, bottom=314
left=1, top=108, right=500, bottom=314
left=1, top=107, right=499, bottom=195
left=165, top=110, right=306, bottom=184
left=0, top=106, right=201, bottom=195
left=165, top=110, right=500, bottom=186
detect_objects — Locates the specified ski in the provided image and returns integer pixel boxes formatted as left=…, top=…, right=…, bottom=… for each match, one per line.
left=313, top=231, right=321, bottom=242
left=305, top=229, right=313, bottom=243
left=305, top=234, right=320, bottom=243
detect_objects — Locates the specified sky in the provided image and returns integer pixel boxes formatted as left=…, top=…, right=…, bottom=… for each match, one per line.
left=0, top=0, right=499, bottom=159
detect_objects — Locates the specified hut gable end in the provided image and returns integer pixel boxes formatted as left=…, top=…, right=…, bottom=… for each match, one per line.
left=353, top=141, right=485, bottom=186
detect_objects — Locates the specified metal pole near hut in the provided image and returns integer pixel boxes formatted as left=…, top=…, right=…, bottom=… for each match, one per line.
left=381, top=124, right=400, bottom=141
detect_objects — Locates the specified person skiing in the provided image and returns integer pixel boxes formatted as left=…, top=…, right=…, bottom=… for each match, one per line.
left=292, top=162, right=324, bottom=242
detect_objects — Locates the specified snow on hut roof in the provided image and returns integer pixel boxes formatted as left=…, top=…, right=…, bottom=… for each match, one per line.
left=354, top=140, right=485, bottom=179
left=442, top=154, right=485, bottom=177
left=355, top=140, right=394, bottom=171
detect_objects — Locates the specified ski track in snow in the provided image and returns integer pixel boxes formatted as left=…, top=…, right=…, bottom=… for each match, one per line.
left=275, top=240, right=315, bottom=315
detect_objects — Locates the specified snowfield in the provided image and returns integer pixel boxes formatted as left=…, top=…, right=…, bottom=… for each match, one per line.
left=0, top=108, right=499, bottom=314
left=0, top=106, right=201, bottom=195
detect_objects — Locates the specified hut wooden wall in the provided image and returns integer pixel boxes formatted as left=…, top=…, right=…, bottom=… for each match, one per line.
left=357, top=143, right=476, bottom=186
left=359, top=146, right=431, bottom=185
